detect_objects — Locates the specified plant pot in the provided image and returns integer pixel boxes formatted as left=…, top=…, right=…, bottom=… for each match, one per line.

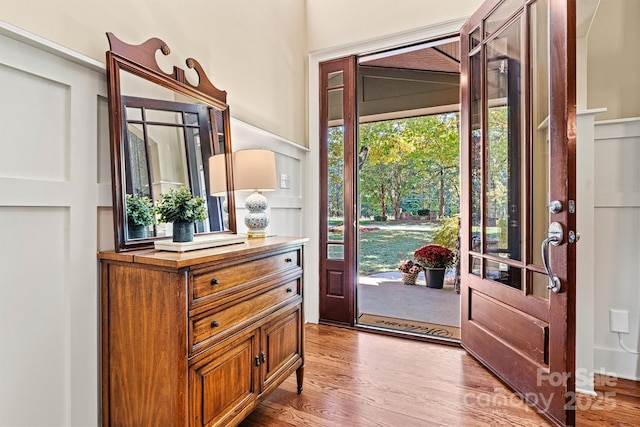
left=172, top=221, right=194, bottom=242
left=128, top=223, right=147, bottom=239
left=425, top=268, right=446, bottom=289
left=401, top=271, right=418, bottom=286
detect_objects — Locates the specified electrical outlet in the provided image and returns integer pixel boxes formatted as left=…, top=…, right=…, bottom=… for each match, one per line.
left=609, top=309, right=629, bottom=334
left=280, top=173, right=290, bottom=189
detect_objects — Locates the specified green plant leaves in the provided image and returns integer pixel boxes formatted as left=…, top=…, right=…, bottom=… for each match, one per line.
left=156, top=187, right=207, bottom=223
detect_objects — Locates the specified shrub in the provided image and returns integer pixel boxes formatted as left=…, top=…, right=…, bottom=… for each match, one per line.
left=432, top=214, right=459, bottom=250
left=373, top=215, right=388, bottom=222
left=417, top=209, right=430, bottom=217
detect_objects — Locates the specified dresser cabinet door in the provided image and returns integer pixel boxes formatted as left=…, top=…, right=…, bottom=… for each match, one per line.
left=190, top=330, right=259, bottom=427
left=260, top=305, right=302, bottom=390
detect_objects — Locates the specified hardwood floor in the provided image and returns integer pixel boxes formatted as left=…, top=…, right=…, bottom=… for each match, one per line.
left=240, top=324, right=639, bottom=426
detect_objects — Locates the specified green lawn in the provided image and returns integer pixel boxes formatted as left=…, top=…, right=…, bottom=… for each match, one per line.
left=358, top=228, right=434, bottom=276
left=328, top=222, right=436, bottom=276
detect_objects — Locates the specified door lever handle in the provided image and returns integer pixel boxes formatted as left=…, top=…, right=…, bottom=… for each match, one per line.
left=541, top=222, right=563, bottom=293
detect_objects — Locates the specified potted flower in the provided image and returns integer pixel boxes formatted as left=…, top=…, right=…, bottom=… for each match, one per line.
left=155, top=186, right=207, bottom=242
left=398, top=259, right=422, bottom=285
left=414, top=243, right=455, bottom=289
left=125, top=193, right=156, bottom=239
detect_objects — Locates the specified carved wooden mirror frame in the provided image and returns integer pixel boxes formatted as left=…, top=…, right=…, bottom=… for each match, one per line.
left=106, top=33, right=236, bottom=252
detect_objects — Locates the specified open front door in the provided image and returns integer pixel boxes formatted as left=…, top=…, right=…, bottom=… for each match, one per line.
left=460, top=0, right=576, bottom=425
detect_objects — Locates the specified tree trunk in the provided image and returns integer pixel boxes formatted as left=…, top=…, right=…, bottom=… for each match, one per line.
left=380, top=182, right=386, bottom=217
left=439, top=169, right=445, bottom=218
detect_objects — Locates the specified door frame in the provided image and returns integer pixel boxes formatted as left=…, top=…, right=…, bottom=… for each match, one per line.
left=307, top=19, right=467, bottom=324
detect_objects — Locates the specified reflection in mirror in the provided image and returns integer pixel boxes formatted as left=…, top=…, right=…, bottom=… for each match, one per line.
left=208, top=153, right=230, bottom=230
left=122, top=95, right=226, bottom=238
left=107, top=33, right=236, bottom=251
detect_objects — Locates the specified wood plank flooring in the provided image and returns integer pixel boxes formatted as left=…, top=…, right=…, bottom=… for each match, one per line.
left=240, top=324, right=639, bottom=426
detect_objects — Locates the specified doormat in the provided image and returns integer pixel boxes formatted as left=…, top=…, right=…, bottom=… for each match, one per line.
left=358, top=313, right=460, bottom=340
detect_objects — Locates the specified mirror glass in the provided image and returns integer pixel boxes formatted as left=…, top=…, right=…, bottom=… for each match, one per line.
left=107, top=33, right=236, bottom=251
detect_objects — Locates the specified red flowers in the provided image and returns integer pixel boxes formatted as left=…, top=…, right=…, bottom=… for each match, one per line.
left=414, top=244, right=455, bottom=269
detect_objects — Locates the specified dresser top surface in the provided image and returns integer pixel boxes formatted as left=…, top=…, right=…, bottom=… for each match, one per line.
left=99, top=235, right=308, bottom=269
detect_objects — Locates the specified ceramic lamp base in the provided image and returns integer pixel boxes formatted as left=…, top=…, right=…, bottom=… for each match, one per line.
left=244, top=191, right=269, bottom=238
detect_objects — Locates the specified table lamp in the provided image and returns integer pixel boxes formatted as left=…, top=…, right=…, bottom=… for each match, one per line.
left=233, top=149, right=277, bottom=238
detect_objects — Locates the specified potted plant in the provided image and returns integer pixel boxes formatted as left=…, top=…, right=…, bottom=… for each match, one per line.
left=414, top=243, right=455, bottom=289
left=125, top=193, right=156, bottom=239
left=155, top=186, right=207, bottom=242
left=397, top=259, right=422, bottom=285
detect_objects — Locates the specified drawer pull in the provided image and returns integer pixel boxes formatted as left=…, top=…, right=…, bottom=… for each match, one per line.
left=260, top=351, right=266, bottom=363
left=286, top=287, right=293, bottom=293
left=210, top=320, right=219, bottom=328
left=255, top=355, right=260, bottom=367
left=285, top=257, right=293, bottom=263
left=210, top=278, right=219, bottom=285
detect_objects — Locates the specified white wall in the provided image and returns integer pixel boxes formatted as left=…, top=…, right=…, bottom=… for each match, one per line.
left=583, top=0, right=640, bottom=381
left=0, top=0, right=308, bottom=146
left=587, top=0, right=640, bottom=120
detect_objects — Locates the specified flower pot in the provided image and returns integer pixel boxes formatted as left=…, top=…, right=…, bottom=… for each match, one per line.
left=425, top=268, right=446, bottom=289
left=172, top=221, right=194, bottom=242
left=128, top=223, right=147, bottom=239
left=401, top=271, right=418, bottom=286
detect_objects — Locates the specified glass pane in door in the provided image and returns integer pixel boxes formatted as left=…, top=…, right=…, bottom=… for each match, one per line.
left=485, top=17, right=525, bottom=272
left=530, top=0, right=551, bottom=266
left=327, top=87, right=345, bottom=246
left=470, top=52, right=482, bottom=255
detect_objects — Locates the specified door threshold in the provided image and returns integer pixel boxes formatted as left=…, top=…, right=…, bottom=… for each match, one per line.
left=355, top=323, right=461, bottom=347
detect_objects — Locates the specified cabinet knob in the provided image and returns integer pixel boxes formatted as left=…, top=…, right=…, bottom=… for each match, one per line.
left=210, top=278, right=219, bottom=285
left=210, top=320, right=219, bottom=328
left=260, top=351, right=266, bottom=363
left=255, top=355, right=260, bottom=367
left=286, top=288, right=293, bottom=293
left=285, top=257, right=293, bottom=263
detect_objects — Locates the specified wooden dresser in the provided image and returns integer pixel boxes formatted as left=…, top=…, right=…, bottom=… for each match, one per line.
left=99, top=236, right=307, bottom=426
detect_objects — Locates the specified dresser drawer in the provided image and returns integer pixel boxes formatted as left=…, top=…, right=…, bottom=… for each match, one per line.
left=191, top=249, right=299, bottom=307
left=191, top=280, right=300, bottom=353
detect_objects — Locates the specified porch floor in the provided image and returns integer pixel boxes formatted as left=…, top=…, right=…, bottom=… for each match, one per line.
left=357, top=271, right=460, bottom=328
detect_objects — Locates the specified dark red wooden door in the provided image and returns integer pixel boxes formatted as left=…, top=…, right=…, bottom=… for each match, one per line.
left=460, top=0, right=577, bottom=425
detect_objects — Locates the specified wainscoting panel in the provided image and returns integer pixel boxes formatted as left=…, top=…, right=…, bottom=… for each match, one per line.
left=231, top=118, right=308, bottom=238
left=0, top=26, right=106, bottom=426
left=0, top=207, right=69, bottom=425
left=593, top=117, right=640, bottom=381
left=0, top=62, right=70, bottom=181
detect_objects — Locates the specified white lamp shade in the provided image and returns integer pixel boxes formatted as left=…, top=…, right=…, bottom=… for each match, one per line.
left=233, top=149, right=277, bottom=192
left=208, top=153, right=228, bottom=196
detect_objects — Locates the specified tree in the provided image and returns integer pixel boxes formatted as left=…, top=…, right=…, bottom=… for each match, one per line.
left=407, top=113, right=460, bottom=218
left=327, top=126, right=345, bottom=218
left=359, top=120, right=423, bottom=219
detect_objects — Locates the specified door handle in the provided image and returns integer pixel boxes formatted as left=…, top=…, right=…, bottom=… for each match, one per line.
left=541, top=222, right=563, bottom=293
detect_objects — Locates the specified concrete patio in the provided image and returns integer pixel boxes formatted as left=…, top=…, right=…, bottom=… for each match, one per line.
left=357, top=271, right=461, bottom=328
